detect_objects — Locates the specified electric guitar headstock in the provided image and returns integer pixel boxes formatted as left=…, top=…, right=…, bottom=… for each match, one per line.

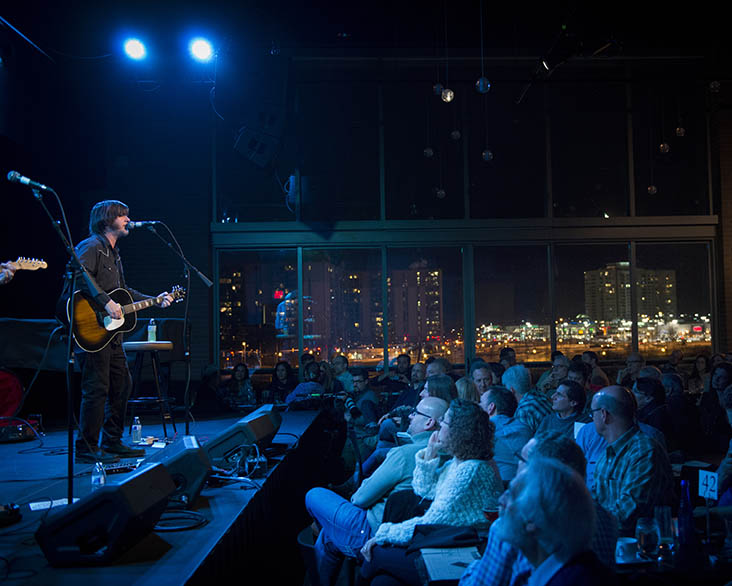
left=11, top=257, right=48, bottom=271
left=169, top=285, right=186, bottom=303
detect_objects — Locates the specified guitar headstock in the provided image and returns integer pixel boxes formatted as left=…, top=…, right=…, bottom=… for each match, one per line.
left=13, top=257, right=48, bottom=271
left=170, top=285, right=186, bottom=303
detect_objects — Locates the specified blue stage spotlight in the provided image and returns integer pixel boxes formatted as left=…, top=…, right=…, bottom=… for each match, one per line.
left=189, top=37, right=213, bottom=62
left=123, top=38, right=146, bottom=60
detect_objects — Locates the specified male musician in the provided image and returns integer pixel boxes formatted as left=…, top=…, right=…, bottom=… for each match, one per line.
left=68, top=200, right=173, bottom=463
left=0, top=261, right=16, bottom=285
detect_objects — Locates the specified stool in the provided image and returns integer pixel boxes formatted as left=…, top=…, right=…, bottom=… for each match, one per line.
left=123, top=341, right=176, bottom=438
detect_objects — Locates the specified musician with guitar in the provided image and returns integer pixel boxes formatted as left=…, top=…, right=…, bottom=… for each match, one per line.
left=61, top=200, right=175, bottom=464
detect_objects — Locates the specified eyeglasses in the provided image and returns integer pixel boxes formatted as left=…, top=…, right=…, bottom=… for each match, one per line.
left=438, top=416, right=450, bottom=426
left=590, top=407, right=604, bottom=416
left=410, top=407, right=432, bottom=419
left=514, top=449, right=527, bottom=464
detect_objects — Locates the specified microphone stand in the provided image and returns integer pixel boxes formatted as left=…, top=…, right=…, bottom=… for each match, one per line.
left=142, top=224, right=212, bottom=435
left=28, top=187, right=103, bottom=505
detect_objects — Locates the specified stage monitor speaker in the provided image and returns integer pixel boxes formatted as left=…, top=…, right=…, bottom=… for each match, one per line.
left=35, top=462, right=175, bottom=566
left=204, top=403, right=282, bottom=466
left=142, top=435, right=211, bottom=507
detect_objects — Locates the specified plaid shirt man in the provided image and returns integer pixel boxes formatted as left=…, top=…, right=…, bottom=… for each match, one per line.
left=514, top=390, right=552, bottom=435
left=593, top=424, right=672, bottom=536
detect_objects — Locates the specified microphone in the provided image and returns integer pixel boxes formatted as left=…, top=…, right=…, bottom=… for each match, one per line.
left=6, top=171, right=50, bottom=191
left=127, top=221, right=160, bottom=229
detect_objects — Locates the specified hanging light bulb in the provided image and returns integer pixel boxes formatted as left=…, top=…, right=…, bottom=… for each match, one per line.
left=675, top=127, right=686, bottom=137
left=475, top=77, right=491, bottom=94
left=450, top=130, right=461, bottom=140
left=441, top=88, right=455, bottom=103
left=433, top=83, right=444, bottom=96
left=659, top=142, right=670, bottom=153
left=482, top=149, right=494, bottom=161
left=647, top=185, right=658, bottom=195
left=436, top=188, right=446, bottom=199
left=423, top=147, right=434, bottom=158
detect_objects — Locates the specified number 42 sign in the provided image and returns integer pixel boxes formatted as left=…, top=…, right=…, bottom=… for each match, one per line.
left=699, top=469, right=718, bottom=500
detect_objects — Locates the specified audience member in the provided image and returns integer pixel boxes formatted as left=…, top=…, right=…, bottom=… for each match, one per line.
left=360, top=399, right=503, bottom=561
left=535, top=351, right=564, bottom=391
left=537, top=355, right=570, bottom=396
left=419, top=374, right=457, bottom=403
left=716, top=385, right=732, bottom=505
left=535, top=380, right=588, bottom=438
left=503, top=365, right=551, bottom=434
left=711, top=353, right=726, bottom=368
left=567, top=361, right=591, bottom=390
left=332, top=355, right=354, bottom=392
left=320, top=361, right=346, bottom=395
left=661, top=372, right=700, bottom=457
left=499, top=347, right=517, bottom=371
left=632, top=377, right=674, bottom=450
left=425, top=358, right=447, bottom=378
left=456, top=376, right=480, bottom=403
left=700, top=362, right=732, bottom=454
left=637, top=365, right=662, bottom=381
left=348, top=368, right=380, bottom=426
left=687, top=354, right=710, bottom=396
left=305, top=396, right=448, bottom=586
left=266, top=360, right=297, bottom=403
left=286, top=361, right=325, bottom=405
left=591, top=386, right=673, bottom=535
left=460, top=432, right=619, bottom=586
left=582, top=350, right=610, bottom=389
left=216, top=363, right=255, bottom=408
left=616, top=353, right=644, bottom=388
left=480, top=385, right=532, bottom=483
left=472, top=364, right=493, bottom=397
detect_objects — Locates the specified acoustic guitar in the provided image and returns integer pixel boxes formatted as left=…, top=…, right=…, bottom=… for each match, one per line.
left=68, top=285, right=185, bottom=352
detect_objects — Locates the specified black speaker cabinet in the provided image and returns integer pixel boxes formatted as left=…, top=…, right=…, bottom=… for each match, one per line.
left=204, top=403, right=282, bottom=466
left=35, top=462, right=175, bottom=566
left=142, top=435, right=211, bottom=507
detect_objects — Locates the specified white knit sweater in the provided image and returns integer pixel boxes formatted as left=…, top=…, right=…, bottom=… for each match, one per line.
left=372, top=448, right=503, bottom=546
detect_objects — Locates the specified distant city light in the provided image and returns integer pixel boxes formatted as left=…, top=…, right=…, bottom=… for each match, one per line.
left=189, top=38, right=214, bottom=62
left=124, top=38, right=146, bottom=60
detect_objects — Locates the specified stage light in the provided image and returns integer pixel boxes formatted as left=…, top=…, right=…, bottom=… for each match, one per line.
left=124, top=38, right=146, bottom=60
left=189, top=38, right=213, bottom=62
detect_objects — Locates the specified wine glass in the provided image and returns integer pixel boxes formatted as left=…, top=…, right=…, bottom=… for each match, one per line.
left=654, top=505, right=675, bottom=561
left=635, top=517, right=661, bottom=558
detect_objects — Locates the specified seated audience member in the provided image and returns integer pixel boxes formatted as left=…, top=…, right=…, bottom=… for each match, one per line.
left=637, top=365, right=662, bottom=380
left=567, top=361, right=591, bottom=390
left=320, top=361, right=346, bottom=395
left=480, top=385, right=532, bottom=483
left=471, top=458, right=615, bottom=586
left=332, top=354, right=354, bottom=393
left=305, top=397, right=449, bottom=586
left=535, top=380, right=588, bottom=438
left=360, top=399, right=503, bottom=564
left=419, top=373, right=458, bottom=403
left=687, top=354, right=710, bottom=396
left=499, top=346, right=517, bottom=371
left=632, top=377, right=674, bottom=450
left=503, top=365, right=551, bottom=435
left=489, top=362, right=505, bottom=384
left=373, top=363, right=427, bottom=449
left=712, top=353, right=726, bottom=368
left=537, top=354, right=570, bottom=396
left=590, top=386, right=673, bottom=535
left=377, top=353, right=412, bottom=386
left=535, top=351, right=565, bottom=391
left=616, top=352, right=644, bottom=388
left=661, top=372, right=700, bottom=457
left=347, top=367, right=380, bottom=426
left=424, top=357, right=447, bottom=378
left=582, top=350, right=610, bottom=390
left=717, top=385, right=732, bottom=505
left=456, top=376, right=480, bottom=403
left=216, top=363, right=255, bottom=408
left=266, top=360, right=297, bottom=403
left=472, top=364, right=493, bottom=397
left=301, top=352, right=316, bottom=369
left=285, top=361, right=325, bottom=405
left=700, top=362, right=732, bottom=455
left=460, top=433, right=618, bottom=586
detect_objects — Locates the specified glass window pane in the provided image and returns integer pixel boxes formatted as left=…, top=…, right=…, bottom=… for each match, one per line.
left=635, top=243, right=711, bottom=360
left=474, top=246, right=550, bottom=362
left=218, top=250, right=298, bottom=368
left=468, top=83, right=546, bottom=218
left=632, top=82, right=709, bottom=215
left=554, top=244, right=631, bottom=360
left=384, top=84, right=465, bottom=219
left=387, top=248, right=464, bottom=367
left=550, top=82, right=629, bottom=217
left=302, top=249, right=382, bottom=365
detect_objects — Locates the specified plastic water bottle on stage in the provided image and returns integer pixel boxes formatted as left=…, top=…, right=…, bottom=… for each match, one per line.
left=132, top=416, right=142, bottom=443
left=147, top=319, right=157, bottom=342
left=91, top=462, right=106, bottom=491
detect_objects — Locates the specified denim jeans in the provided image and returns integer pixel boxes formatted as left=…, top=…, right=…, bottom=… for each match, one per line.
left=305, top=487, right=373, bottom=586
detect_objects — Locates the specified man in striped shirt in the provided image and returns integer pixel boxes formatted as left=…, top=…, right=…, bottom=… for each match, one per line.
left=590, top=385, right=673, bottom=536
left=502, top=365, right=551, bottom=435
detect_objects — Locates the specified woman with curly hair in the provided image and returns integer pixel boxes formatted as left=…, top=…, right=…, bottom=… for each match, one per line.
left=360, top=399, right=503, bottom=568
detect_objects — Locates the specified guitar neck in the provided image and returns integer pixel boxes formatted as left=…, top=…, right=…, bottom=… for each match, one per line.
left=122, top=295, right=164, bottom=315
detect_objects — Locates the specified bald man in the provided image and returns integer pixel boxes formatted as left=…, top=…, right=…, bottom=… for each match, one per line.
left=590, top=386, right=673, bottom=535
left=306, top=396, right=449, bottom=585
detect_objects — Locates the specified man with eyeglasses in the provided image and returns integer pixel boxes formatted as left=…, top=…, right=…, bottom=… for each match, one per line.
left=616, top=352, right=645, bottom=388
left=305, top=396, right=448, bottom=586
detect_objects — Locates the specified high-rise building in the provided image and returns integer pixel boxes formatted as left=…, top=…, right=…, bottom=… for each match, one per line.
left=390, top=266, right=443, bottom=342
left=584, top=262, right=677, bottom=321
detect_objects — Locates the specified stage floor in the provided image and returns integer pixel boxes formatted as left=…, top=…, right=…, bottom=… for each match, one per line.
left=0, top=410, right=326, bottom=585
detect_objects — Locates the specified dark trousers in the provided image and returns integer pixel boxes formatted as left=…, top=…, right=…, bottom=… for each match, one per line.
left=76, top=337, right=131, bottom=451
left=361, top=545, right=422, bottom=586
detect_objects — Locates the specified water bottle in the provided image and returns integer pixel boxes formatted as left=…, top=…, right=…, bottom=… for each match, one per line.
left=677, top=479, right=700, bottom=567
left=91, top=462, right=106, bottom=491
left=147, top=318, right=157, bottom=342
left=132, top=416, right=142, bottom=444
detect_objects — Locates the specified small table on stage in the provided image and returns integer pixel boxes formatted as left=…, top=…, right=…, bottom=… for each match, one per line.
left=123, top=340, right=176, bottom=437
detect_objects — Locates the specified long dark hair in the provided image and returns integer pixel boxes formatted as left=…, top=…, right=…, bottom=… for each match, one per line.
left=89, top=200, right=128, bottom=236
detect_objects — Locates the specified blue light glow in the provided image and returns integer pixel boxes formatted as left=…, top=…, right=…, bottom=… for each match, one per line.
left=124, top=38, right=146, bottom=60
left=189, top=38, right=214, bottom=62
